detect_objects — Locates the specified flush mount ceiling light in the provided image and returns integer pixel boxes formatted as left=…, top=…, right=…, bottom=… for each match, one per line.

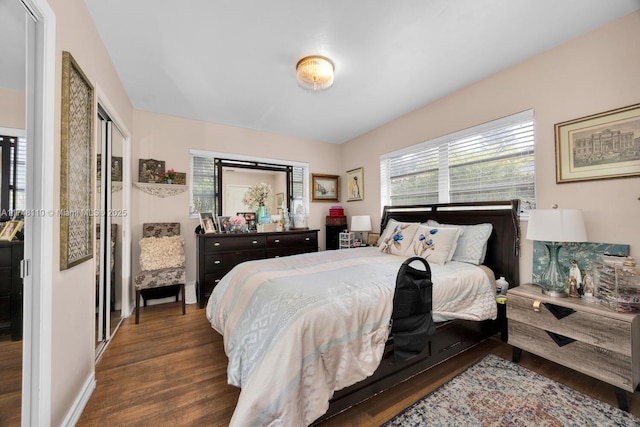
left=296, top=55, right=335, bottom=91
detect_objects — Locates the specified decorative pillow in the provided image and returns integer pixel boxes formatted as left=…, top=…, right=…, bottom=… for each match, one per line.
left=403, top=225, right=463, bottom=265
left=139, top=235, right=185, bottom=271
left=377, top=219, right=419, bottom=256
left=426, top=220, right=493, bottom=265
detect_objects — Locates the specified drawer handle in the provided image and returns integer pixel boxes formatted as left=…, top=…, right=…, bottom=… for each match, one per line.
left=214, top=279, right=220, bottom=283
left=275, top=239, right=280, bottom=243
left=305, top=237, right=310, bottom=241
left=252, top=240, right=258, bottom=244
left=214, top=260, right=221, bottom=264
left=214, top=242, right=221, bottom=246
left=533, top=300, right=542, bottom=312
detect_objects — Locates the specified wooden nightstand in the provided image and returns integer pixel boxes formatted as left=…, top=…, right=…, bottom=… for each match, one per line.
left=507, top=283, right=639, bottom=411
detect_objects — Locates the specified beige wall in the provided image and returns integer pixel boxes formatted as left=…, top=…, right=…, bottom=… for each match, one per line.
left=48, top=0, right=134, bottom=424
left=131, top=111, right=341, bottom=284
left=339, top=11, right=640, bottom=285
left=0, top=87, right=26, bottom=129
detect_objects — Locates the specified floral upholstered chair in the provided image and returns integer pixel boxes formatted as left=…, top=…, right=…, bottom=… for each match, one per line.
left=134, top=222, right=186, bottom=324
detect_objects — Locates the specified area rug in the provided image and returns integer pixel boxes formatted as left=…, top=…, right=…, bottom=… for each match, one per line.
left=382, top=354, right=640, bottom=426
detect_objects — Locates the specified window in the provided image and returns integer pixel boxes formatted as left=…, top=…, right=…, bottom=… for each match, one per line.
left=189, top=149, right=308, bottom=217
left=0, top=135, right=26, bottom=218
left=380, top=110, right=535, bottom=213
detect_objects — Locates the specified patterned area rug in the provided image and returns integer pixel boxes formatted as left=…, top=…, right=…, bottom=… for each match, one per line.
left=383, top=354, right=640, bottom=426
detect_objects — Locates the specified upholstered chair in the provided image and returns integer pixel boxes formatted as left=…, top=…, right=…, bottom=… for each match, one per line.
left=134, top=222, right=186, bottom=324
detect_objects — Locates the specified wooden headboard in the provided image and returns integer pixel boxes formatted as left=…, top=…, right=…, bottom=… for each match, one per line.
left=380, top=200, right=520, bottom=288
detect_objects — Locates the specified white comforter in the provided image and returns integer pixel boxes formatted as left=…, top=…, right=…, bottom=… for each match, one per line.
left=206, top=248, right=496, bottom=426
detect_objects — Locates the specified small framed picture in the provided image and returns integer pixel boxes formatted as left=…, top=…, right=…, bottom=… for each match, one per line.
left=237, top=212, right=256, bottom=231
left=367, top=232, right=380, bottom=247
left=346, top=167, right=364, bottom=202
left=311, top=174, right=340, bottom=202
left=217, top=216, right=231, bottom=233
left=0, top=220, right=23, bottom=241
left=199, top=212, right=216, bottom=234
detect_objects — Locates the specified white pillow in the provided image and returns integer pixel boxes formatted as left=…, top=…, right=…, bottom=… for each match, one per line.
left=403, top=225, right=462, bottom=265
left=426, top=220, right=493, bottom=265
left=139, top=235, right=185, bottom=271
left=378, top=219, right=419, bottom=256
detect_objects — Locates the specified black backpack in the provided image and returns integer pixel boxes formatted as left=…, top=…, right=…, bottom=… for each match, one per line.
left=391, top=256, right=436, bottom=361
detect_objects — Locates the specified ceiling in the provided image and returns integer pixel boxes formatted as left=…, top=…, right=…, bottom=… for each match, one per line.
left=3, top=2, right=640, bottom=144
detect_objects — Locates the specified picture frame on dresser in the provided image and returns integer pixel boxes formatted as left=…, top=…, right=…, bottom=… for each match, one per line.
left=0, top=220, right=23, bottom=241
left=237, top=212, right=256, bottom=231
left=199, top=212, right=216, bottom=234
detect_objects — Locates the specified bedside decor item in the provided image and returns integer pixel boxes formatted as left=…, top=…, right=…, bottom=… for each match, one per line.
left=138, top=159, right=165, bottom=183
left=526, top=207, right=588, bottom=297
left=60, top=51, right=94, bottom=270
left=350, top=215, right=371, bottom=244
left=555, top=102, right=640, bottom=183
left=346, top=167, right=363, bottom=201
left=296, top=55, right=334, bottom=91
left=311, top=174, right=339, bottom=202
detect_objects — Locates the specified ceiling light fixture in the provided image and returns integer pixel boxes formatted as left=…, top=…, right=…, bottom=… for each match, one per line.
left=296, top=55, right=335, bottom=91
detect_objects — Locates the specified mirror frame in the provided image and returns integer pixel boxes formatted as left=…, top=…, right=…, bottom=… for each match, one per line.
left=215, top=158, right=292, bottom=216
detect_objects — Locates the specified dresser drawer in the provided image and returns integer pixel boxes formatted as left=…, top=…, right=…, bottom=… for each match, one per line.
left=267, top=247, right=317, bottom=258
left=0, top=268, right=11, bottom=293
left=266, top=232, right=317, bottom=249
left=204, top=235, right=266, bottom=252
left=507, top=293, right=632, bottom=356
left=203, top=250, right=265, bottom=273
left=0, top=248, right=11, bottom=265
left=201, top=273, right=224, bottom=301
left=509, top=319, right=634, bottom=391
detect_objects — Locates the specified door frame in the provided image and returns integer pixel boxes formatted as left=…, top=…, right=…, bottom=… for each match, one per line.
left=20, top=0, right=55, bottom=425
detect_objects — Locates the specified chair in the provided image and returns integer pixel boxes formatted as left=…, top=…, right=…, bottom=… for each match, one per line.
left=134, top=222, right=186, bottom=324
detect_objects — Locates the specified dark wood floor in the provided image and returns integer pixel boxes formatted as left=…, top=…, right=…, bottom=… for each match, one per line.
left=69, top=301, right=637, bottom=426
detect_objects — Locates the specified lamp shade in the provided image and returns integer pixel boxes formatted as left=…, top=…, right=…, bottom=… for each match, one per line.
left=350, top=215, right=372, bottom=232
left=526, top=209, right=587, bottom=243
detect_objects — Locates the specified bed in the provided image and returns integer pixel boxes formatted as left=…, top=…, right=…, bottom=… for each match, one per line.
left=206, top=200, right=520, bottom=426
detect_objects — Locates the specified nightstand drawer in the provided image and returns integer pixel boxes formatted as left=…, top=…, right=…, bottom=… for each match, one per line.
left=509, top=320, right=634, bottom=391
left=507, top=293, right=632, bottom=356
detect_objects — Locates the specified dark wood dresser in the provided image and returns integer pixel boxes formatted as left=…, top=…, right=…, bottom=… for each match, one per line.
left=0, top=241, right=24, bottom=340
left=196, top=229, right=319, bottom=308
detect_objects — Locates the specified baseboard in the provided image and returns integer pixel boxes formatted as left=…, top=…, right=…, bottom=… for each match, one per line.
left=61, top=373, right=96, bottom=427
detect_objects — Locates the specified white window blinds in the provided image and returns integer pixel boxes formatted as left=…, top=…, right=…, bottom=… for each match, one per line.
left=381, top=110, right=535, bottom=212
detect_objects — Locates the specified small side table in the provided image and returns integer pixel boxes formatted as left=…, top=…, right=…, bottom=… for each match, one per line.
left=339, top=232, right=354, bottom=249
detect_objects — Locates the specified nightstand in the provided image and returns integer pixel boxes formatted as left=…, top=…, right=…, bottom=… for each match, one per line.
left=507, top=283, right=639, bottom=411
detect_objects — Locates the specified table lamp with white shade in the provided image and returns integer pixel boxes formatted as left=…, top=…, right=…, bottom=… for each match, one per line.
left=526, top=207, right=588, bottom=297
left=350, top=215, right=372, bottom=246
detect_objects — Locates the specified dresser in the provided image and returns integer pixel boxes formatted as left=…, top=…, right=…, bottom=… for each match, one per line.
left=0, top=241, right=24, bottom=341
left=196, top=230, right=319, bottom=308
left=507, top=283, right=639, bottom=410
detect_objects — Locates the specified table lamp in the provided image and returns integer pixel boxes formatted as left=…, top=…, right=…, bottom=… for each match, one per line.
left=526, top=207, right=587, bottom=297
left=350, top=215, right=372, bottom=245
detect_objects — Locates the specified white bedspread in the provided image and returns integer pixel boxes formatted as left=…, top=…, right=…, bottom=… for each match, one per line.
left=206, top=247, right=496, bottom=426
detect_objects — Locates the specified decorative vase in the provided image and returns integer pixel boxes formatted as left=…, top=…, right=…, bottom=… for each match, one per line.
left=166, top=178, right=173, bottom=184
left=256, top=205, right=269, bottom=224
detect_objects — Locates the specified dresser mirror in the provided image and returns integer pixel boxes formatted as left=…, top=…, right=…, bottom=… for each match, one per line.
left=216, top=158, right=293, bottom=217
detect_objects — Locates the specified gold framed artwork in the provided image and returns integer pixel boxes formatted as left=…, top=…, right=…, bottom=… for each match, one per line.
left=0, top=220, right=23, bottom=241
left=346, top=167, right=364, bottom=202
left=311, top=174, right=339, bottom=202
left=138, top=158, right=165, bottom=183
left=367, top=232, right=380, bottom=247
left=555, top=103, right=640, bottom=183
left=60, top=51, right=94, bottom=270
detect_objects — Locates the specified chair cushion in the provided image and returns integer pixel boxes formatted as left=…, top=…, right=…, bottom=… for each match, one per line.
left=135, top=267, right=186, bottom=290
left=139, top=235, right=185, bottom=271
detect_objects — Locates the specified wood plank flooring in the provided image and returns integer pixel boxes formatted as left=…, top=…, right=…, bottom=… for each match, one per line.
left=73, top=301, right=638, bottom=426
left=0, top=335, right=22, bottom=427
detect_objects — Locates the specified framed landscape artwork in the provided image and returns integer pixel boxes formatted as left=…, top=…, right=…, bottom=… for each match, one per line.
left=311, top=174, right=339, bottom=202
left=555, top=103, right=640, bottom=183
left=346, top=167, right=364, bottom=202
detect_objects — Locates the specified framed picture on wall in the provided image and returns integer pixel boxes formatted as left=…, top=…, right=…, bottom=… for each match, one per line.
left=346, top=167, right=364, bottom=202
left=311, top=174, right=339, bottom=202
left=555, top=103, right=640, bottom=183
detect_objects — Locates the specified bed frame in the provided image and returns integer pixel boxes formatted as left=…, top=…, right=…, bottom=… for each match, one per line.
left=315, top=199, right=521, bottom=423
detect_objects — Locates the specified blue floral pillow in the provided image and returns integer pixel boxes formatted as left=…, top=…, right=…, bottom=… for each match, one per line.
left=404, top=225, right=463, bottom=265
left=378, top=219, right=419, bottom=256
